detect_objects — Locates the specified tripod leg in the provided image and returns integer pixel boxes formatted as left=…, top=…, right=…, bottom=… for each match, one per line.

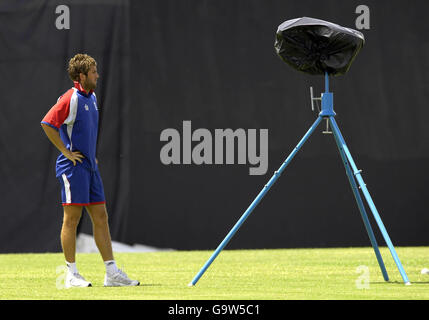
left=329, top=117, right=410, bottom=285
left=328, top=117, right=389, bottom=281
left=188, top=116, right=323, bottom=286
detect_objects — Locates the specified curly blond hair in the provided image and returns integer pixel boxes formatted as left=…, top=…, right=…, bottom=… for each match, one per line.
left=67, top=53, right=97, bottom=81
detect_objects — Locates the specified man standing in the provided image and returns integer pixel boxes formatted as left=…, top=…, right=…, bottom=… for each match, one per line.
left=41, top=53, right=139, bottom=288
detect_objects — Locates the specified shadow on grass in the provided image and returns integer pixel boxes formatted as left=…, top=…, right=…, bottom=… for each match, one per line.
left=140, top=284, right=163, bottom=287
left=371, top=281, right=429, bottom=285
left=97, top=283, right=163, bottom=288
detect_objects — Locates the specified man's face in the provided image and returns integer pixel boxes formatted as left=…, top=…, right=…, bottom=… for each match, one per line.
left=80, top=65, right=99, bottom=91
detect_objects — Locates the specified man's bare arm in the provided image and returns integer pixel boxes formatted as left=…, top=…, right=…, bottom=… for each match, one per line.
left=41, top=123, right=84, bottom=166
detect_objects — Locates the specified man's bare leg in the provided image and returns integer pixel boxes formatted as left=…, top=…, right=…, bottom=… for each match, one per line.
left=61, top=205, right=83, bottom=263
left=86, top=203, right=139, bottom=286
left=61, top=205, right=92, bottom=287
left=86, top=203, right=114, bottom=262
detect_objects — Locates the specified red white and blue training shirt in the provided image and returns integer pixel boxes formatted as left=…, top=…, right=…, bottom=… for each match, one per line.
left=41, top=81, right=100, bottom=177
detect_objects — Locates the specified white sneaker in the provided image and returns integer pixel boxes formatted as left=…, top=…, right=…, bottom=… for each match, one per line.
left=421, top=268, right=429, bottom=275
left=65, top=271, right=92, bottom=288
left=104, top=269, right=140, bottom=287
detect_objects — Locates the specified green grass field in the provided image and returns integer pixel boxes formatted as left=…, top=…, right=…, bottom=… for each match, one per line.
left=1, top=247, right=428, bottom=300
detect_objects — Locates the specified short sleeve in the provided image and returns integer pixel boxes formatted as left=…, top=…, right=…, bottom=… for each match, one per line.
left=41, top=89, right=74, bottom=130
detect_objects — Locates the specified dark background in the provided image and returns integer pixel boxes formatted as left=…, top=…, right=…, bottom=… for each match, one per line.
left=0, top=0, right=428, bottom=253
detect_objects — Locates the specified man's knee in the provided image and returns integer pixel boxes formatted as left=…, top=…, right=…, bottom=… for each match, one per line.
left=63, top=207, right=82, bottom=228
left=89, top=208, right=108, bottom=226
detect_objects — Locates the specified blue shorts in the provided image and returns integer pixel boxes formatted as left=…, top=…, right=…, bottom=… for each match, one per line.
left=57, top=164, right=106, bottom=206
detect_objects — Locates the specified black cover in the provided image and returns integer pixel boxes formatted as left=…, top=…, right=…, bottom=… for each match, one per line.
left=275, top=17, right=365, bottom=76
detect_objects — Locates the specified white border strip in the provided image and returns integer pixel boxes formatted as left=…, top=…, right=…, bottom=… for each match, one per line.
left=61, top=174, right=72, bottom=204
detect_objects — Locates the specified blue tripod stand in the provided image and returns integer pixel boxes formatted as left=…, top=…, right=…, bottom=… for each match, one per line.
left=189, top=73, right=410, bottom=286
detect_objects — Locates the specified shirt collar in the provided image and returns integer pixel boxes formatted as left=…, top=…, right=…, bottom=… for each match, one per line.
left=74, top=81, right=93, bottom=95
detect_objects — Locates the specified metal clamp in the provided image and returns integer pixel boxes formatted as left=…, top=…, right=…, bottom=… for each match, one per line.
left=310, top=86, right=321, bottom=112
left=322, top=118, right=332, bottom=134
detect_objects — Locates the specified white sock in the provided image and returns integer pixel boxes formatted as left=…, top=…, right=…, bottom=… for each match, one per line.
left=66, top=261, right=78, bottom=274
left=105, top=260, right=119, bottom=274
